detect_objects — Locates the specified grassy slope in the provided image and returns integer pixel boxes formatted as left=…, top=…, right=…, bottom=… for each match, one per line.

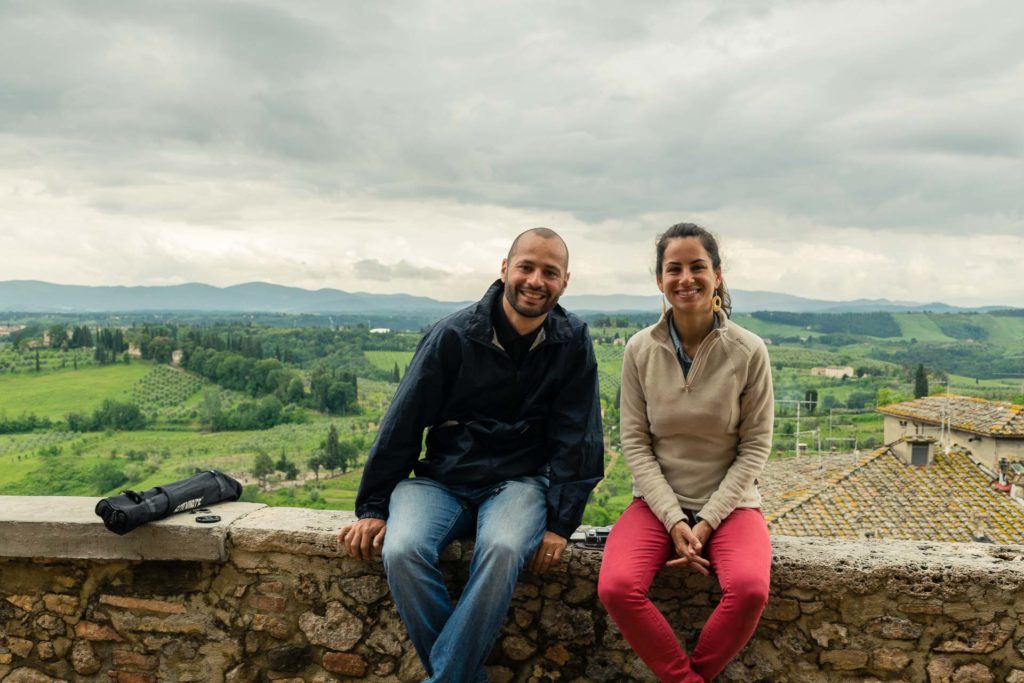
left=893, top=313, right=953, bottom=342
left=0, top=362, right=152, bottom=420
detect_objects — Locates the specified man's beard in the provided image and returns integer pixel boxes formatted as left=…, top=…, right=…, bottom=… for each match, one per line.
left=504, top=281, right=562, bottom=319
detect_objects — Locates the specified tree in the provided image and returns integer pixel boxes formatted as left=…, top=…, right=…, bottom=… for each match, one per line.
left=914, top=363, right=929, bottom=398
left=391, top=362, right=401, bottom=383
left=322, top=424, right=341, bottom=474
left=286, top=377, right=305, bottom=405
left=338, top=441, right=359, bottom=473
left=275, top=451, right=299, bottom=480
left=804, top=389, right=818, bottom=414
left=307, top=452, right=323, bottom=485
left=252, top=452, right=275, bottom=487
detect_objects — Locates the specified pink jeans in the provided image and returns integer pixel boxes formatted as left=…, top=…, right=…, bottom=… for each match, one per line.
left=598, top=500, right=772, bottom=682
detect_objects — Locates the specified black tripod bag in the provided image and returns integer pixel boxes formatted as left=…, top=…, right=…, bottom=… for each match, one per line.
left=94, top=470, right=243, bottom=535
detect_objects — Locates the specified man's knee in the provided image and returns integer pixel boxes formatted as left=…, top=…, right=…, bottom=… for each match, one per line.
left=382, top=530, right=438, bottom=572
left=473, top=536, right=530, bottom=573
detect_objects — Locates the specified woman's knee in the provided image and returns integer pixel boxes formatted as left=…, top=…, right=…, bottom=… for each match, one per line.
left=597, top=570, right=645, bottom=609
left=725, top=575, right=770, bottom=611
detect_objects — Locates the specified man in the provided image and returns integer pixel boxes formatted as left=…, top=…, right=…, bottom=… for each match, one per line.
left=338, top=227, right=603, bottom=682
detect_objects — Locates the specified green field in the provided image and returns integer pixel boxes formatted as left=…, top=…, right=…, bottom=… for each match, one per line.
left=364, top=351, right=416, bottom=377
left=0, top=362, right=152, bottom=420
left=893, top=313, right=953, bottom=342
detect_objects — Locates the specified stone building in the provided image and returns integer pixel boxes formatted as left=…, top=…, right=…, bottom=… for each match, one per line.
left=878, top=395, right=1024, bottom=472
left=809, top=365, right=855, bottom=379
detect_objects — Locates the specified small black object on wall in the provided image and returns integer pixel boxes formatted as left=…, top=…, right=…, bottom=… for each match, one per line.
left=94, top=470, right=242, bottom=535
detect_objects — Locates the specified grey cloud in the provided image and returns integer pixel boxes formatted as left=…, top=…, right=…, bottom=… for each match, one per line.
left=353, top=259, right=449, bottom=282
left=0, top=0, right=1021, bottom=301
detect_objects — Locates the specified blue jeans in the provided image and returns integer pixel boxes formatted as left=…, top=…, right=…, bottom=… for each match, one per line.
left=382, top=475, right=548, bottom=683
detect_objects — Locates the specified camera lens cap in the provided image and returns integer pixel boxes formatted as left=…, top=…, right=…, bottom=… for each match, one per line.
left=195, top=515, right=221, bottom=524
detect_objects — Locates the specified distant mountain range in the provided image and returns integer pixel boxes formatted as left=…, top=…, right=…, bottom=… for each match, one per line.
left=0, top=280, right=1008, bottom=315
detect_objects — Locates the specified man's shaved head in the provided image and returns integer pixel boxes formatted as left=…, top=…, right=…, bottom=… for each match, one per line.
left=506, top=227, right=569, bottom=269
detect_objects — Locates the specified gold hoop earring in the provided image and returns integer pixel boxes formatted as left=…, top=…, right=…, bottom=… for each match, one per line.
left=661, top=297, right=667, bottom=316
left=711, top=295, right=722, bottom=313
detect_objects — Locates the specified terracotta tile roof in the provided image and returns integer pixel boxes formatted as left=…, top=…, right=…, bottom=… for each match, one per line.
left=764, top=447, right=1024, bottom=544
left=877, top=394, right=1024, bottom=438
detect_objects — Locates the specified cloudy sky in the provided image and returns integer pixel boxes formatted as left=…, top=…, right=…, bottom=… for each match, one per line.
left=1, top=0, right=1021, bottom=306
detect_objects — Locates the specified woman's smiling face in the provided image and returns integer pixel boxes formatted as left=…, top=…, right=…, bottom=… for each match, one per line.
left=657, top=236, right=722, bottom=316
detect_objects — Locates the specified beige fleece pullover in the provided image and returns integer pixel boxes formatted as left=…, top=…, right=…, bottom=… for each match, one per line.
left=620, top=312, right=774, bottom=532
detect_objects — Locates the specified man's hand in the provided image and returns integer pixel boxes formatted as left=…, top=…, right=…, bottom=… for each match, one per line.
left=528, top=531, right=568, bottom=574
left=336, top=518, right=387, bottom=561
left=665, top=520, right=711, bottom=575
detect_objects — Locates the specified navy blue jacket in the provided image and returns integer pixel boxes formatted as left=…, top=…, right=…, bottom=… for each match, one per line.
left=355, top=280, right=604, bottom=538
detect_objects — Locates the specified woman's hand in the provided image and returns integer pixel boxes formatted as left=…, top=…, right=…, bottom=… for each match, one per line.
left=666, top=520, right=711, bottom=575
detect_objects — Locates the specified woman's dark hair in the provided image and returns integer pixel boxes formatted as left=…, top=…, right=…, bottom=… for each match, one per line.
left=655, top=222, right=732, bottom=317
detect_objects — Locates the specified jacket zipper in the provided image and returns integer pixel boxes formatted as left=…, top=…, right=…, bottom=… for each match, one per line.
left=680, top=330, right=721, bottom=392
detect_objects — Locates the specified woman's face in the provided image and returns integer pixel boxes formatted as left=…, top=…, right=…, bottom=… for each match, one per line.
left=657, top=237, right=722, bottom=316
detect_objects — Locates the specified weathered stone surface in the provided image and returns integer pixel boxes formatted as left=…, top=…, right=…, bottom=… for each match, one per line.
left=501, top=635, right=536, bottom=661
left=819, top=650, right=868, bottom=670
left=322, top=652, right=368, bottom=677
left=74, top=621, right=123, bottom=641
left=0, top=496, right=263, bottom=561
left=8, top=638, right=33, bottom=658
left=99, top=595, right=187, bottom=614
left=107, top=672, right=156, bottom=683
left=810, top=622, right=847, bottom=647
left=762, top=597, right=800, bottom=621
left=339, top=575, right=389, bottom=604
left=951, top=662, right=995, bottom=683
left=250, top=613, right=290, bottom=640
left=6, top=595, right=34, bottom=611
left=865, top=615, right=922, bottom=640
left=545, top=643, right=571, bottom=666
left=267, top=645, right=312, bottom=673
left=1006, top=670, right=1024, bottom=683
left=3, top=668, right=67, bottom=683
left=3, top=507, right=1024, bottom=683
left=539, top=601, right=595, bottom=644
left=70, top=641, right=101, bottom=675
left=365, top=628, right=403, bottom=657
left=935, top=622, right=1012, bottom=654
left=871, top=647, right=910, bottom=672
left=298, top=602, right=362, bottom=651
left=42, top=594, right=78, bottom=615
left=112, top=650, right=158, bottom=671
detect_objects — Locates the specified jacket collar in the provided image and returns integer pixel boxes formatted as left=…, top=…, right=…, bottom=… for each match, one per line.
left=651, top=308, right=729, bottom=347
left=466, top=279, right=573, bottom=345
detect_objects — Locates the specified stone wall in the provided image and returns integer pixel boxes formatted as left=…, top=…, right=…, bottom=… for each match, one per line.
left=1, top=496, right=1024, bottom=682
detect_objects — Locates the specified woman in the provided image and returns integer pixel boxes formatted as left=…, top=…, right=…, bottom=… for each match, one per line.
left=598, top=223, right=774, bottom=682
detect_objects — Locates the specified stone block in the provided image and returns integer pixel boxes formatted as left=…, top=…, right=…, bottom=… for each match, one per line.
left=247, top=593, right=288, bottom=613
left=872, top=647, right=910, bottom=672
left=8, top=638, right=34, bottom=658
left=5, top=595, right=34, bottom=611
left=107, top=672, right=157, bottom=683
left=322, top=652, right=367, bottom=677
left=99, top=595, right=187, bottom=614
left=820, top=650, right=868, bottom=670
left=545, top=643, right=571, bottom=666
left=810, top=622, right=848, bottom=647
left=865, top=616, right=922, bottom=640
left=70, top=641, right=101, bottom=675
left=112, top=650, right=158, bottom=671
left=228, top=506, right=355, bottom=557
left=35, top=642, right=54, bottom=660
left=250, top=614, right=290, bottom=640
left=935, top=623, right=1011, bottom=654
left=338, top=575, right=389, bottom=604
left=2, top=668, right=68, bottom=682
left=0, top=496, right=263, bottom=561
left=41, top=594, right=78, bottom=616
left=501, top=635, right=536, bottom=661
left=298, top=602, right=362, bottom=651
left=762, top=597, right=800, bottom=622
left=267, top=645, right=312, bottom=673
